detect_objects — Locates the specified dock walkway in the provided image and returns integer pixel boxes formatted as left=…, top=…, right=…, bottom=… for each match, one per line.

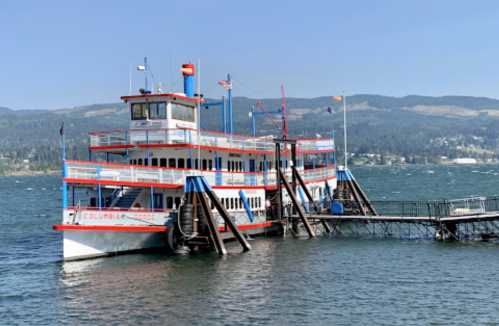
left=289, top=196, right=499, bottom=241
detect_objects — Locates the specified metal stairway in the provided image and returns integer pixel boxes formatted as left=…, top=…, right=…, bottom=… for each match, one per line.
left=114, top=188, right=143, bottom=208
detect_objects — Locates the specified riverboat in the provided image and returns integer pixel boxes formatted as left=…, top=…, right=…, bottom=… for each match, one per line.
left=53, top=61, right=337, bottom=260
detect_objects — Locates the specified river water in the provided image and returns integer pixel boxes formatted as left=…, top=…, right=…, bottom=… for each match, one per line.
left=2, top=164, right=499, bottom=325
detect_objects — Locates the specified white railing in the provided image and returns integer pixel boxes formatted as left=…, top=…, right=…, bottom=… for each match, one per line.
left=89, top=128, right=334, bottom=154
left=65, top=161, right=336, bottom=187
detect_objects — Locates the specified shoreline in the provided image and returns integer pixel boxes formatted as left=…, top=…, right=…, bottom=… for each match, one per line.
left=2, top=170, right=62, bottom=177
left=2, top=161, right=496, bottom=177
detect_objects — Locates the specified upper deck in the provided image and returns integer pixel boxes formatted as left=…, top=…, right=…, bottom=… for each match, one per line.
left=89, top=128, right=335, bottom=155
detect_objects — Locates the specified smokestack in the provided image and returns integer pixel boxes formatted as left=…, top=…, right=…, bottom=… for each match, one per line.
left=180, top=63, right=195, bottom=98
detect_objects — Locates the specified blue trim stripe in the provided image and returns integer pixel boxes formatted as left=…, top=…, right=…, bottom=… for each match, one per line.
left=298, top=186, right=309, bottom=213
left=239, top=190, right=255, bottom=222
left=337, top=169, right=356, bottom=181
left=185, top=176, right=214, bottom=193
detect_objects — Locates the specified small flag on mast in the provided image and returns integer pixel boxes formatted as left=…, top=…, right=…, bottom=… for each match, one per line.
left=327, top=107, right=333, bottom=114
left=60, top=121, right=65, bottom=135
left=218, top=80, right=232, bottom=90
left=333, top=96, right=342, bottom=101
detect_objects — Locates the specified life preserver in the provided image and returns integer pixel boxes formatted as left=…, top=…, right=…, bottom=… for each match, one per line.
left=134, top=203, right=141, bottom=208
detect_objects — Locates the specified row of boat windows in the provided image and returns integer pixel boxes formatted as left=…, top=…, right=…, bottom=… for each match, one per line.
left=131, top=158, right=277, bottom=172
left=220, top=197, right=262, bottom=210
left=89, top=195, right=262, bottom=210
left=132, top=158, right=218, bottom=170
left=131, top=102, right=194, bottom=122
left=131, top=158, right=283, bottom=172
left=166, top=196, right=261, bottom=210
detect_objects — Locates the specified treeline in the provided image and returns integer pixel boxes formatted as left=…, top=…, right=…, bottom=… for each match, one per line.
left=1, top=94, right=499, bottom=174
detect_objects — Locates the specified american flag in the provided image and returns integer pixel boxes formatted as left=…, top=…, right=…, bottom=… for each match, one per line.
left=218, top=80, right=232, bottom=90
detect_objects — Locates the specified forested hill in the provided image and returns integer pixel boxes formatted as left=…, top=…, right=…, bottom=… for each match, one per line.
left=2, top=94, right=499, bottom=174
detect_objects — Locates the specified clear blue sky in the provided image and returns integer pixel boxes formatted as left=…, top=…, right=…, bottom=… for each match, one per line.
left=1, top=0, right=498, bottom=110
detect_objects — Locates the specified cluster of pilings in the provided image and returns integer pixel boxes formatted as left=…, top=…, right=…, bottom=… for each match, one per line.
left=165, top=176, right=252, bottom=255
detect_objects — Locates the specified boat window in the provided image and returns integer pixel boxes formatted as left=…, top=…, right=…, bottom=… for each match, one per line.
left=160, top=158, right=167, bottom=167
left=171, top=103, right=195, bottom=122
left=231, top=161, right=235, bottom=172
left=178, top=158, right=185, bottom=168
left=187, top=159, right=192, bottom=169
left=172, top=103, right=178, bottom=120
left=239, top=198, right=243, bottom=209
left=227, top=160, right=231, bottom=172
left=90, top=198, right=97, bottom=207
left=208, top=159, right=213, bottom=170
left=133, top=159, right=137, bottom=165
left=239, top=162, right=242, bottom=171
left=132, top=103, right=148, bottom=120
left=158, top=102, right=166, bottom=118
left=258, top=197, right=261, bottom=208
left=195, top=159, right=199, bottom=170
left=152, top=158, right=158, bottom=166
left=149, top=102, right=166, bottom=119
left=202, top=159, right=207, bottom=170
left=166, top=197, right=173, bottom=209
left=169, top=158, right=176, bottom=168
left=144, top=159, right=148, bottom=166
left=259, top=162, right=263, bottom=171
left=230, top=198, right=234, bottom=209
left=138, top=158, right=143, bottom=165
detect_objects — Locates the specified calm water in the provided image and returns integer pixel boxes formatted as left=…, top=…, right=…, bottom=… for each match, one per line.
left=2, top=164, right=499, bottom=325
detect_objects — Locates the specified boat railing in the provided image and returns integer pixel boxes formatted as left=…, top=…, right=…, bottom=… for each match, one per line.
left=89, top=128, right=334, bottom=154
left=64, top=161, right=336, bottom=187
left=66, top=206, right=173, bottom=213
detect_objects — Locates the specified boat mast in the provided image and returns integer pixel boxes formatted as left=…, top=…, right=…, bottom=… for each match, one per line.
left=343, top=91, right=347, bottom=169
left=197, top=59, right=201, bottom=175
left=281, top=85, right=288, bottom=139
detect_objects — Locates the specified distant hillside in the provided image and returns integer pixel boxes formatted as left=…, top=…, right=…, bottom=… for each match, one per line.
left=1, top=94, right=499, bottom=174
left=0, top=106, right=51, bottom=116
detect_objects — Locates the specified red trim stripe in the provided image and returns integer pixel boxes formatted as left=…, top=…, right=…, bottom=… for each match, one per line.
left=53, top=225, right=167, bottom=232
left=53, top=222, right=278, bottom=232
left=63, top=175, right=337, bottom=189
left=89, top=143, right=333, bottom=155
left=120, top=93, right=203, bottom=103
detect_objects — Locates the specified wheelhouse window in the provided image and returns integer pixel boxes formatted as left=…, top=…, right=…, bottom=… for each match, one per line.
left=149, top=102, right=166, bottom=119
left=171, top=103, right=195, bottom=122
left=131, top=102, right=166, bottom=120
left=132, top=103, right=148, bottom=120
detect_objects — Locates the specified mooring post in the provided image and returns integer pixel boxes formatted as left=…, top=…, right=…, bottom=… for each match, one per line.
left=198, top=191, right=227, bottom=255
left=198, top=177, right=252, bottom=252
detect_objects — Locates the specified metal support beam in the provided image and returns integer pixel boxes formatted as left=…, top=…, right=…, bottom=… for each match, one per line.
left=278, top=168, right=315, bottom=238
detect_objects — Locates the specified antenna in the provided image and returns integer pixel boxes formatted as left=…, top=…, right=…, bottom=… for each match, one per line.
left=197, top=59, right=201, bottom=175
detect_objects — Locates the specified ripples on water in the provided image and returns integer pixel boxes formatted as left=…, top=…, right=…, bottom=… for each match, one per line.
left=2, top=165, right=499, bottom=325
